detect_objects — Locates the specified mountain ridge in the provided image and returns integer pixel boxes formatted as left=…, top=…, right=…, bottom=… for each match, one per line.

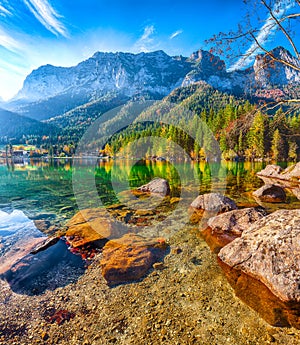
left=3, top=46, right=300, bottom=124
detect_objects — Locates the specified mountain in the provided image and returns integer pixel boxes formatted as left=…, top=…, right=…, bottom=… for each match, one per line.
left=0, top=108, right=57, bottom=143
left=253, top=46, right=300, bottom=88
left=16, top=51, right=192, bottom=102
left=8, top=51, right=193, bottom=120
left=3, top=46, right=300, bottom=128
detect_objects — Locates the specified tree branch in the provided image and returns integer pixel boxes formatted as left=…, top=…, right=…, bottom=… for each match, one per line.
left=261, top=0, right=300, bottom=60
left=249, top=32, right=300, bottom=72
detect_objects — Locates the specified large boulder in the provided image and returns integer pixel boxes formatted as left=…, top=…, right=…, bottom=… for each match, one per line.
left=253, top=184, right=286, bottom=203
left=257, top=164, right=283, bottom=179
left=137, top=178, right=170, bottom=196
left=189, top=192, right=237, bottom=224
left=286, top=162, right=300, bottom=180
left=191, top=193, right=237, bottom=212
left=65, top=209, right=112, bottom=248
left=100, top=233, right=168, bottom=285
left=218, top=209, right=300, bottom=328
left=257, top=163, right=300, bottom=183
left=202, top=207, right=266, bottom=253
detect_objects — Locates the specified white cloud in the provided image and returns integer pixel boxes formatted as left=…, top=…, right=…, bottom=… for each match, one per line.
left=0, top=4, right=12, bottom=16
left=133, top=25, right=156, bottom=52
left=170, top=30, right=183, bottom=40
left=0, top=28, right=23, bottom=52
left=228, top=0, right=295, bottom=71
left=23, top=0, right=68, bottom=37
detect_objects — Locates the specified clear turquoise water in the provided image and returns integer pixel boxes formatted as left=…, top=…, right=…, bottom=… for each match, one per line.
left=0, top=158, right=299, bottom=228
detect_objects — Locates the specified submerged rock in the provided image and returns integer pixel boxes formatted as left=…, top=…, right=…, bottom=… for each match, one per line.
left=218, top=209, right=300, bottom=328
left=253, top=184, right=286, bottom=203
left=137, top=178, right=170, bottom=196
left=202, top=207, right=266, bottom=253
left=65, top=209, right=112, bottom=248
left=1, top=239, right=85, bottom=295
left=30, top=236, right=60, bottom=254
left=101, top=233, right=168, bottom=285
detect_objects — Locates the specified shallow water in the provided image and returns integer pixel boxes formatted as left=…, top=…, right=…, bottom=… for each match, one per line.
left=1, top=158, right=300, bottom=343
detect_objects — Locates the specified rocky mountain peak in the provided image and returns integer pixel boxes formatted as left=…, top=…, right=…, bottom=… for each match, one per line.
left=254, top=46, right=300, bottom=87
left=189, top=49, right=226, bottom=72
left=9, top=46, right=300, bottom=120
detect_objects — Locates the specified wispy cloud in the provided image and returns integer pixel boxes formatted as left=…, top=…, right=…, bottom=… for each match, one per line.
left=23, top=0, right=68, bottom=37
left=133, top=25, right=156, bottom=52
left=170, top=30, right=183, bottom=40
left=0, top=4, right=12, bottom=17
left=228, top=0, right=295, bottom=71
left=0, top=28, right=23, bottom=52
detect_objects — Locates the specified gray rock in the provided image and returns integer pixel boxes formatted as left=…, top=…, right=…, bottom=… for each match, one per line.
left=190, top=193, right=237, bottom=212
left=257, top=163, right=300, bottom=183
left=138, top=178, right=170, bottom=196
left=253, top=184, right=286, bottom=203
left=201, top=207, right=266, bottom=253
left=257, top=164, right=283, bottom=179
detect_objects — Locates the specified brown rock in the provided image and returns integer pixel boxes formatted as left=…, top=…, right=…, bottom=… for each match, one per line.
left=218, top=209, right=300, bottom=328
left=66, top=209, right=112, bottom=248
left=253, top=184, right=286, bottom=203
left=137, top=178, right=170, bottom=196
left=101, top=233, right=168, bottom=285
left=202, top=207, right=266, bottom=253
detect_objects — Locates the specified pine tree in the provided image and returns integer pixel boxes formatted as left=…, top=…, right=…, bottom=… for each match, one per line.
left=288, top=141, right=298, bottom=162
left=271, top=129, right=283, bottom=161
left=247, top=112, right=265, bottom=159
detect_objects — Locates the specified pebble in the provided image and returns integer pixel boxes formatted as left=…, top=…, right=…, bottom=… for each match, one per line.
left=153, top=262, right=165, bottom=270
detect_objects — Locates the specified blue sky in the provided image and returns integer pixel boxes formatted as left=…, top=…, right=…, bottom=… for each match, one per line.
left=0, top=0, right=298, bottom=100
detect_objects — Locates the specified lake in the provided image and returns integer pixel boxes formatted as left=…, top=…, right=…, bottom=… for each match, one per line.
left=1, top=158, right=300, bottom=344
left=0, top=158, right=299, bottom=226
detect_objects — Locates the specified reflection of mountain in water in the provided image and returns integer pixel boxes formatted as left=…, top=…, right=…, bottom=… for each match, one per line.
left=0, top=210, right=85, bottom=295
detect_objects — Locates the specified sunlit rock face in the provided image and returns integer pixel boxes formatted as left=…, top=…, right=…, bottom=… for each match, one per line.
left=254, top=47, right=300, bottom=88
left=218, top=209, right=300, bottom=328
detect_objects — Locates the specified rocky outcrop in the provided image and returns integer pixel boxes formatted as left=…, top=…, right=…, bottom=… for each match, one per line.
left=137, top=178, right=170, bottom=196
left=201, top=207, right=266, bottom=253
left=218, top=209, right=300, bottom=328
left=253, top=184, right=286, bottom=203
left=65, top=209, right=112, bottom=248
left=257, top=164, right=283, bottom=179
left=189, top=192, right=237, bottom=224
left=257, top=163, right=300, bottom=183
left=100, top=234, right=168, bottom=285
left=254, top=47, right=300, bottom=88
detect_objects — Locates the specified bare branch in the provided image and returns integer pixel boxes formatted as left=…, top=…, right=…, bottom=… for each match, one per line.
left=249, top=32, right=300, bottom=72
left=261, top=0, right=300, bottom=60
